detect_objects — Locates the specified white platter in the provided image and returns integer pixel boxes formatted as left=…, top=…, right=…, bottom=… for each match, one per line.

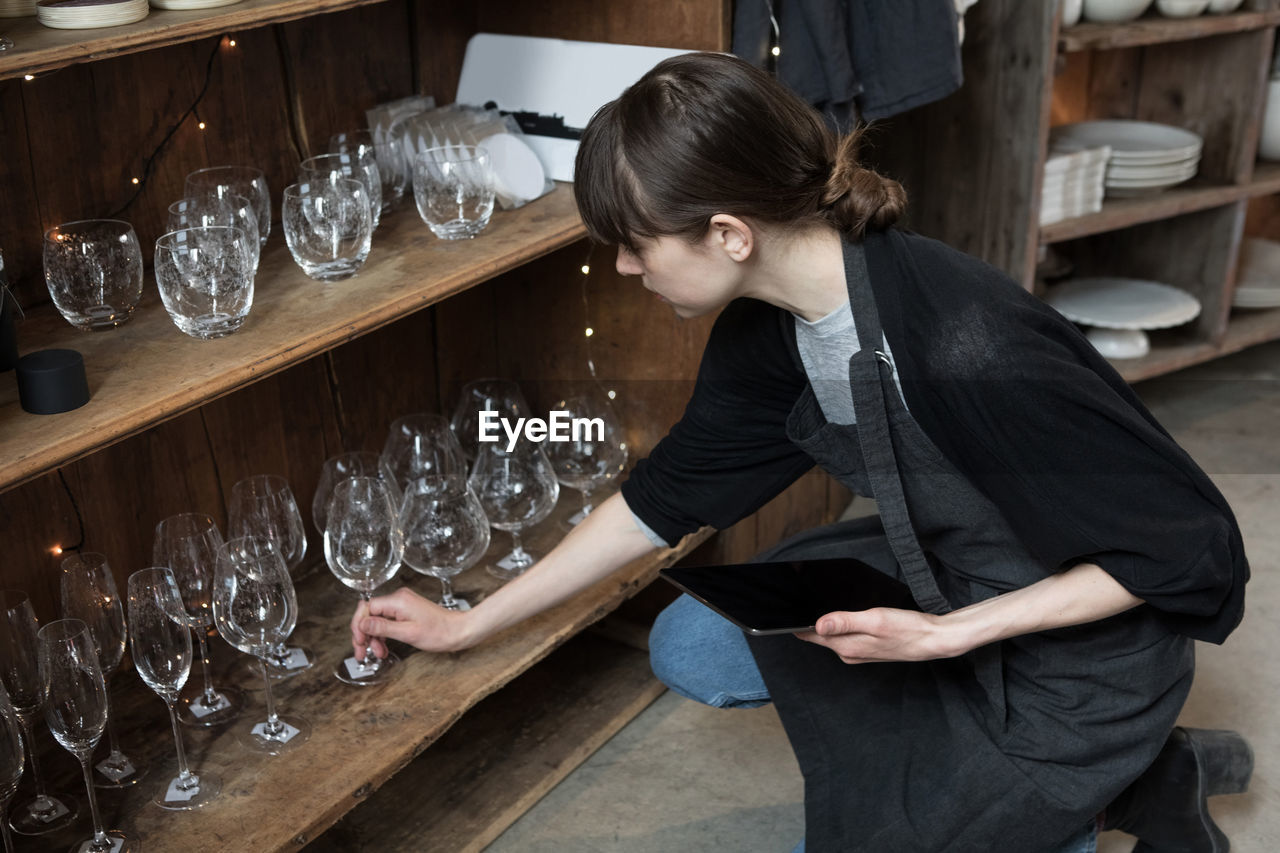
left=1046, top=277, right=1202, bottom=329
left=1106, top=157, right=1199, bottom=180
left=1054, top=120, right=1203, bottom=165
left=149, top=0, right=242, bottom=9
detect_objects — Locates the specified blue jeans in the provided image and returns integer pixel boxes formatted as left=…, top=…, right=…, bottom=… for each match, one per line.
left=650, top=594, right=1099, bottom=853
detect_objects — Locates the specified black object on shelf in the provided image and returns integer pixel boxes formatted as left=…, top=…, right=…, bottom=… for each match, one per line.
left=16, top=349, right=90, bottom=414
left=0, top=287, right=17, bottom=372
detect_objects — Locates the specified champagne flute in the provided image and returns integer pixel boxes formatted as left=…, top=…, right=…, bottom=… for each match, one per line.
left=324, top=477, right=405, bottom=685
left=0, top=684, right=22, bottom=853
left=153, top=513, right=244, bottom=726
left=0, top=591, right=78, bottom=836
left=59, top=553, right=146, bottom=788
left=38, top=618, right=136, bottom=853
left=127, top=568, right=221, bottom=809
left=468, top=438, right=560, bottom=580
left=544, top=391, right=629, bottom=527
left=228, top=474, right=315, bottom=676
left=399, top=474, right=490, bottom=610
left=213, top=536, right=311, bottom=754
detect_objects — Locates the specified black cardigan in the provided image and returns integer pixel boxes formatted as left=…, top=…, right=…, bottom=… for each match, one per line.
left=622, top=228, right=1248, bottom=645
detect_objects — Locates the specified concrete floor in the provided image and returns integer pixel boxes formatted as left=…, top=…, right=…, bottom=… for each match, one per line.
left=488, top=338, right=1280, bottom=853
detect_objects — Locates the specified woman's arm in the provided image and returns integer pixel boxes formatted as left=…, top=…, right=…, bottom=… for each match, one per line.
left=351, top=491, right=659, bottom=658
left=797, top=561, right=1142, bottom=664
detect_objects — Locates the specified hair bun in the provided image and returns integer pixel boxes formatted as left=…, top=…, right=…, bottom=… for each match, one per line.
left=822, top=131, right=906, bottom=238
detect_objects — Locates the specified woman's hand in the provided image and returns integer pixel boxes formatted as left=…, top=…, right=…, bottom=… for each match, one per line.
left=351, top=587, right=473, bottom=659
left=795, top=608, right=963, bottom=664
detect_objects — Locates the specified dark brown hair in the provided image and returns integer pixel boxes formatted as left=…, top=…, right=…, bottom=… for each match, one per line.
left=574, top=51, right=905, bottom=251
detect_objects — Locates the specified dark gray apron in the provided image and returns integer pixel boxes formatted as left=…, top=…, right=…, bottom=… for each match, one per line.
left=745, top=242, right=1194, bottom=852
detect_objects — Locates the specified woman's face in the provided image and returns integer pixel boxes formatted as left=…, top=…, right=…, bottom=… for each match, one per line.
left=615, top=232, right=742, bottom=319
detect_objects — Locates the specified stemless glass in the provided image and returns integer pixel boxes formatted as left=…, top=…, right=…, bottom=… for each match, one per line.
left=228, top=475, right=314, bottom=676
left=0, top=684, right=23, bottom=853
left=399, top=474, right=490, bottom=610
left=312, top=451, right=384, bottom=534
left=0, top=591, right=77, bottom=836
left=448, top=378, right=533, bottom=463
left=184, top=165, right=271, bottom=246
left=127, top=568, right=220, bottom=810
left=152, top=513, right=244, bottom=726
left=323, top=477, right=404, bottom=685
left=544, top=391, right=629, bottom=527
left=301, top=150, right=383, bottom=229
left=42, top=220, right=144, bottom=331
left=38, top=618, right=135, bottom=853
left=282, top=179, right=373, bottom=282
left=469, top=439, right=560, bottom=580
left=167, top=193, right=261, bottom=274
left=213, top=536, right=311, bottom=754
left=412, top=145, right=495, bottom=239
left=59, top=553, right=146, bottom=789
left=154, top=225, right=256, bottom=340
left=379, top=413, right=467, bottom=500
left=330, top=129, right=406, bottom=213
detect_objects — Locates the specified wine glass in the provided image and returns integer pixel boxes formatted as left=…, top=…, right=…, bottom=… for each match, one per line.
left=126, top=568, right=221, bottom=809
left=213, top=536, right=311, bottom=754
left=152, top=513, right=244, bottom=727
left=468, top=438, right=559, bottom=580
left=0, top=683, right=23, bottom=853
left=379, top=413, right=466, bottom=501
left=0, top=591, right=77, bottom=837
left=544, top=391, right=629, bottom=528
left=228, top=474, right=315, bottom=676
left=449, top=379, right=532, bottom=463
left=59, top=553, right=146, bottom=789
left=312, top=451, right=383, bottom=534
left=38, top=618, right=136, bottom=853
left=399, top=474, right=490, bottom=610
left=323, top=477, right=405, bottom=685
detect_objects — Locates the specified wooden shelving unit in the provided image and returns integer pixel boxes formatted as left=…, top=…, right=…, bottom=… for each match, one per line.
left=1059, top=8, right=1280, bottom=52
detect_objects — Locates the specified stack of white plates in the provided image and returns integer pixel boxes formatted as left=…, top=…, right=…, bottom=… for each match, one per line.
left=0, top=0, right=37, bottom=18
left=1040, top=145, right=1109, bottom=226
left=1051, top=120, right=1203, bottom=199
left=1234, top=237, right=1280, bottom=309
left=36, top=0, right=147, bottom=29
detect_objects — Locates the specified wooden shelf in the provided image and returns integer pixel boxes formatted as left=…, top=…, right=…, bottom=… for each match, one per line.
left=0, top=0, right=392, bottom=82
left=1059, top=9, right=1280, bottom=53
left=20, top=496, right=713, bottom=853
left=0, top=183, right=585, bottom=494
left=1115, top=305, right=1280, bottom=382
left=1040, top=180, right=1246, bottom=244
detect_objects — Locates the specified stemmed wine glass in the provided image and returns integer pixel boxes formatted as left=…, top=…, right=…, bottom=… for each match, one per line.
left=153, top=513, right=244, bottom=726
left=38, top=618, right=136, bottom=853
left=449, top=379, right=532, bottom=463
left=127, top=568, right=221, bottom=809
left=0, top=684, right=23, bottom=853
left=312, top=451, right=383, bottom=534
left=0, top=591, right=77, bottom=836
left=399, top=475, right=490, bottom=610
left=59, top=553, right=146, bottom=789
left=324, top=477, right=405, bottom=685
left=213, top=536, right=311, bottom=754
left=468, top=438, right=559, bottom=580
left=228, top=474, right=315, bottom=676
left=544, top=391, right=629, bottom=528
left=379, top=413, right=466, bottom=501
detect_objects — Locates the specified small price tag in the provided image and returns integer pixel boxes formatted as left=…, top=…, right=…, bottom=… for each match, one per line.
left=189, top=692, right=232, bottom=719
left=343, top=656, right=379, bottom=680
left=278, top=647, right=310, bottom=670
left=566, top=508, right=589, bottom=527
left=251, top=719, right=301, bottom=744
left=164, top=776, right=201, bottom=803
left=35, top=798, right=70, bottom=823
left=95, top=756, right=137, bottom=783
left=452, top=599, right=472, bottom=612
left=77, top=837, right=123, bottom=853
left=496, top=553, right=528, bottom=571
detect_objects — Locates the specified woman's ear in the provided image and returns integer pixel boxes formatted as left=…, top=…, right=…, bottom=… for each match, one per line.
left=707, top=214, right=754, bottom=263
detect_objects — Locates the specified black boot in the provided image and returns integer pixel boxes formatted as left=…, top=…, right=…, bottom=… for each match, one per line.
left=1104, top=727, right=1254, bottom=853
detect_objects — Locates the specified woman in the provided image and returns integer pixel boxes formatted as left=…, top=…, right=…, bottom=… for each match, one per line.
left=352, top=53, right=1252, bottom=852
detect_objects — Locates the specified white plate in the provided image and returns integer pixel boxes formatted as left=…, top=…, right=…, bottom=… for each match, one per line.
left=479, top=131, right=546, bottom=202
left=1046, top=278, right=1202, bottom=329
left=1052, top=120, right=1202, bottom=158
left=37, top=0, right=146, bottom=26
left=149, top=0, right=242, bottom=9
left=1106, top=157, right=1199, bottom=180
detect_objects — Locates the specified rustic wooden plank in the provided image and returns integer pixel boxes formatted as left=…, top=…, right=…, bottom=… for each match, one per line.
left=1039, top=180, right=1248, bottom=243
left=0, top=0, right=396, bottom=82
left=412, top=0, right=476, bottom=104
left=476, top=0, right=729, bottom=50
left=1115, top=304, right=1280, bottom=382
left=0, top=79, right=43, bottom=309
left=307, top=633, right=666, bottom=852
left=0, top=183, right=586, bottom=493
left=1059, top=9, right=1280, bottom=53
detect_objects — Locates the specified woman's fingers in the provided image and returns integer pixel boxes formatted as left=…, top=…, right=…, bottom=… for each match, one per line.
left=350, top=587, right=462, bottom=654
left=795, top=608, right=948, bottom=664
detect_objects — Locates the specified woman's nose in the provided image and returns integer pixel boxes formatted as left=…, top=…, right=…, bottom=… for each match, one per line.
left=616, top=246, right=643, bottom=277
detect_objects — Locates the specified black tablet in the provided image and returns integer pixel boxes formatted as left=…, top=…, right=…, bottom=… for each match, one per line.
left=659, top=557, right=919, bottom=636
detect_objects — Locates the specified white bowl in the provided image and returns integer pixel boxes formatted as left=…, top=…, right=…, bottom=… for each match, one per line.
left=1082, top=0, right=1153, bottom=22
left=1062, top=0, right=1084, bottom=26
left=1086, top=328, right=1150, bottom=359
left=1260, top=79, right=1280, bottom=161
left=1207, top=0, right=1244, bottom=11
left=1156, top=0, right=1210, bottom=16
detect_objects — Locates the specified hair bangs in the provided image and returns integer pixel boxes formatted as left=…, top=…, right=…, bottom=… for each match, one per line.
left=574, top=102, right=661, bottom=251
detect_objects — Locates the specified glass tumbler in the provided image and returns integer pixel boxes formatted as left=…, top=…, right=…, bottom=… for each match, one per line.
left=282, top=179, right=373, bottom=282
left=300, top=151, right=382, bottom=230
left=154, top=226, right=256, bottom=340
left=42, top=220, right=143, bottom=331
left=412, top=146, right=496, bottom=240
left=330, top=129, right=407, bottom=213
left=168, top=194, right=261, bottom=274
left=184, top=166, right=271, bottom=247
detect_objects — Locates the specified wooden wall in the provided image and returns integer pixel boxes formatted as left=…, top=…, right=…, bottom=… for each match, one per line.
left=0, top=0, right=847, bottom=625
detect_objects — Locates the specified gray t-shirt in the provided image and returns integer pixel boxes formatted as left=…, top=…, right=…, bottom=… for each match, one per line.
left=794, top=303, right=903, bottom=425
